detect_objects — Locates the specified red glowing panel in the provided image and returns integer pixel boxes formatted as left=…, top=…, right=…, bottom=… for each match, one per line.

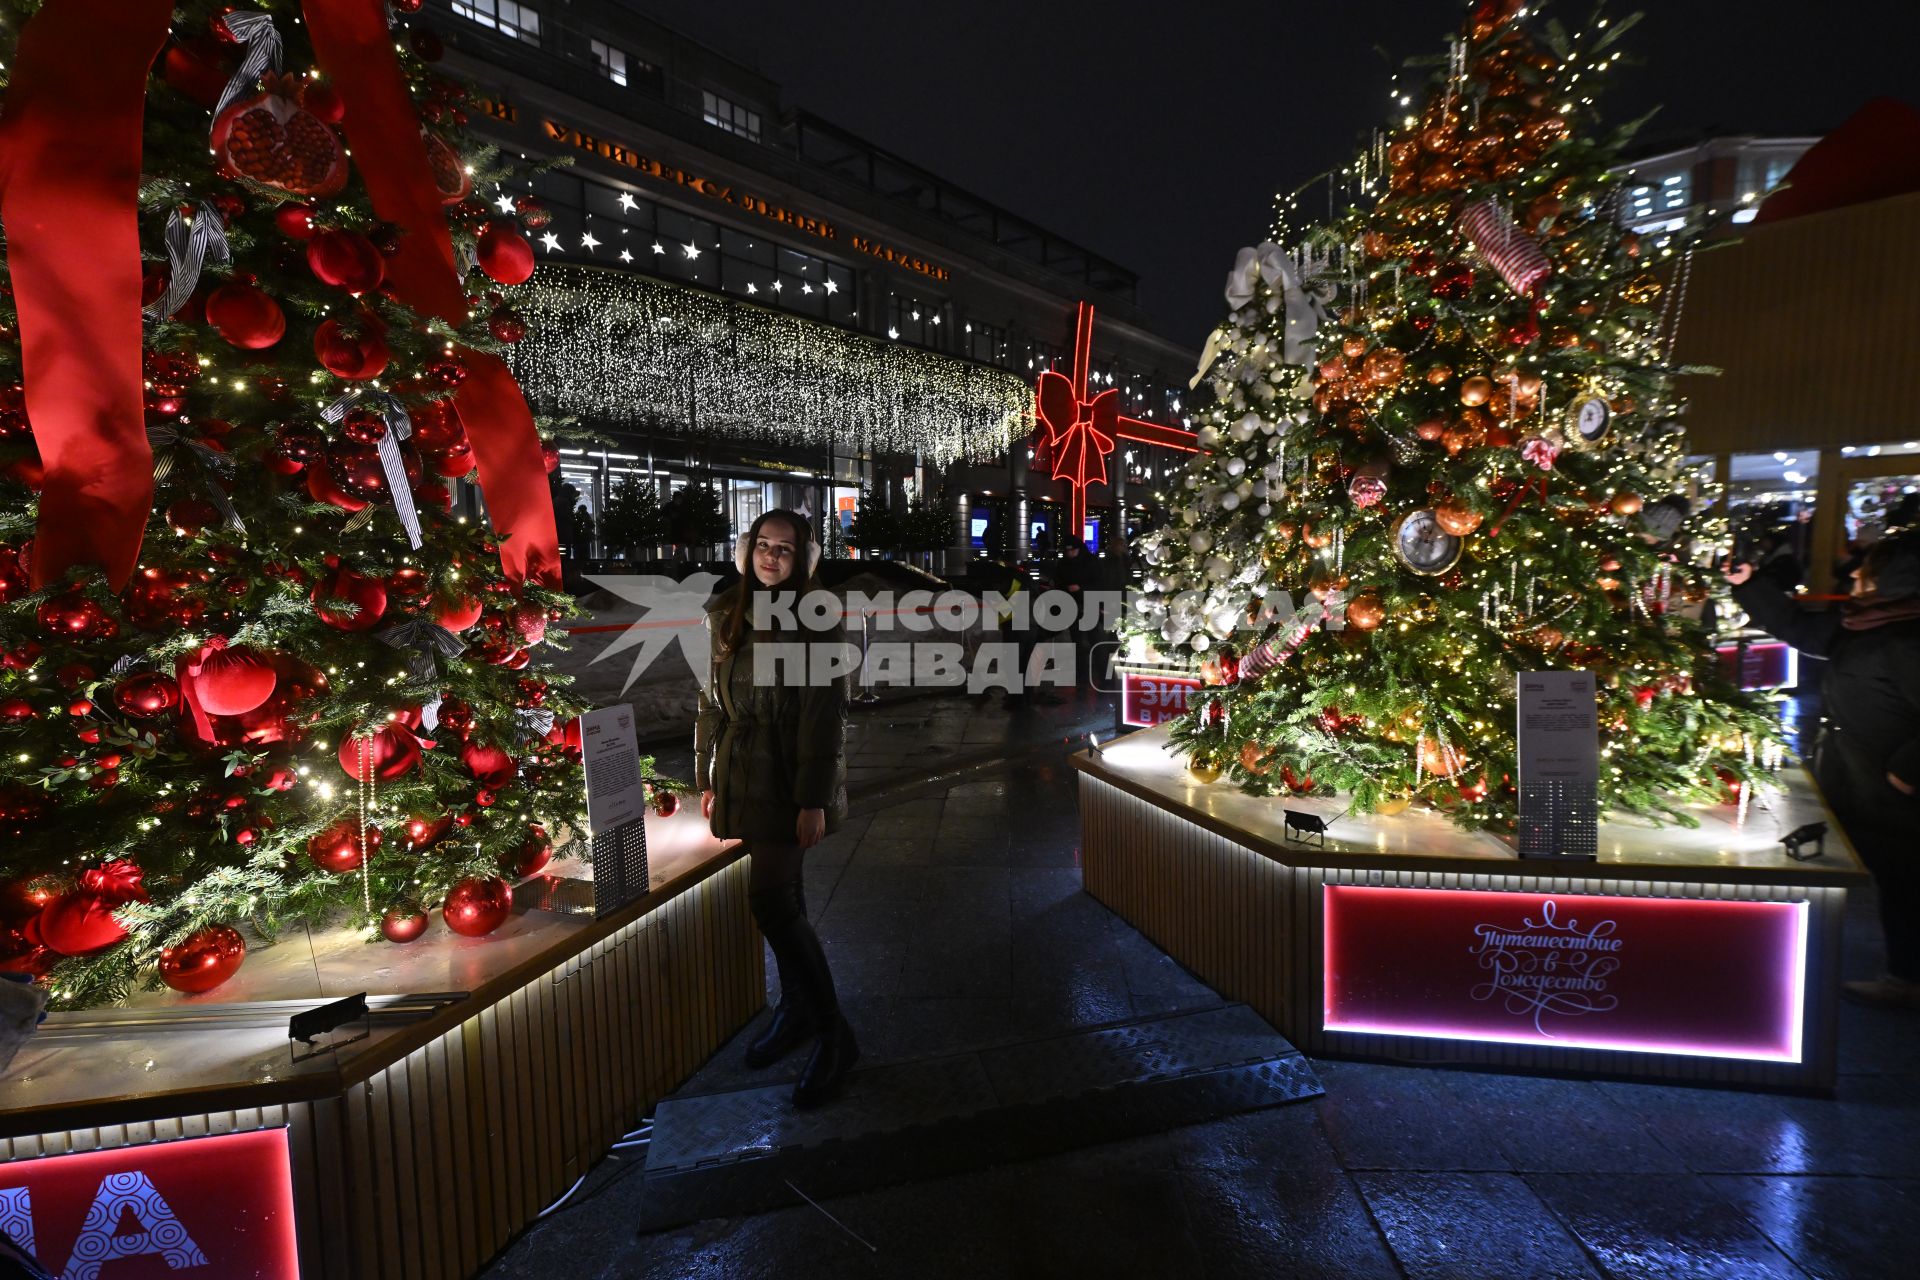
left=1121, top=673, right=1200, bottom=727
left=1715, top=640, right=1798, bottom=691
left=0, top=1127, right=300, bottom=1278
left=1033, top=302, right=1198, bottom=535
left=1323, top=885, right=1807, bottom=1062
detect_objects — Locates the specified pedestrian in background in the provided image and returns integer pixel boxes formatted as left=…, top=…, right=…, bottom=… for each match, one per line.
left=1727, top=530, right=1920, bottom=1007
left=697, top=510, right=859, bottom=1104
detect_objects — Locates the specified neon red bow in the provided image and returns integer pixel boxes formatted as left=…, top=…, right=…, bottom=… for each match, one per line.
left=1036, top=369, right=1118, bottom=495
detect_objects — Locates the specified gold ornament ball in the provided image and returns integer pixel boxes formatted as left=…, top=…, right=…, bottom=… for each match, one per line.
left=1239, top=741, right=1272, bottom=775
left=1434, top=500, right=1483, bottom=537
left=1342, top=336, right=1369, bottom=360
left=1363, top=346, right=1406, bottom=386
left=1375, top=796, right=1413, bottom=817
left=1415, top=417, right=1447, bottom=443
left=1425, top=362, right=1454, bottom=386
left=1346, top=591, right=1385, bottom=631
left=1459, top=375, right=1494, bottom=407
left=1188, top=760, right=1223, bottom=785
left=1610, top=492, right=1644, bottom=517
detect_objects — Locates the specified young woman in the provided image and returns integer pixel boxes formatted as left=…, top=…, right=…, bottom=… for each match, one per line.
left=1727, top=530, right=1920, bottom=1006
left=695, top=510, right=856, bottom=1104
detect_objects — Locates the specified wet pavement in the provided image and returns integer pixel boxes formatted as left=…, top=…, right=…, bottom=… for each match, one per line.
left=488, top=687, right=1920, bottom=1280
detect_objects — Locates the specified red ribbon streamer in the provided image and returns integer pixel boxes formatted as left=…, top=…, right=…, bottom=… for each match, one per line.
left=302, top=0, right=561, bottom=588
left=0, top=0, right=174, bottom=589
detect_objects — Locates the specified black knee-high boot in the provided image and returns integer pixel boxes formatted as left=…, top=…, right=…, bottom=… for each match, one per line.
left=746, top=881, right=817, bottom=1069
left=785, top=901, right=858, bottom=1109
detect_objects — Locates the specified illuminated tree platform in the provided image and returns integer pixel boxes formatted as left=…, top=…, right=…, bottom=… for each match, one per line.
left=1073, top=727, right=1866, bottom=1092
left=0, top=809, right=755, bottom=1279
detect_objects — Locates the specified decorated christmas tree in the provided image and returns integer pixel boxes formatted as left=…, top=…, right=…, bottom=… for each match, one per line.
left=1132, top=0, right=1782, bottom=830
left=0, top=0, right=591, bottom=1006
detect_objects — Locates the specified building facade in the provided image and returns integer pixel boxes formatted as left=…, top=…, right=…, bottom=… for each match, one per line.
left=432, top=0, right=1199, bottom=569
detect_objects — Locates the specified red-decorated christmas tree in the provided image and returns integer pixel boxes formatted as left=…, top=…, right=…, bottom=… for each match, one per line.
left=0, top=0, right=587, bottom=1006
left=1134, top=0, right=1785, bottom=829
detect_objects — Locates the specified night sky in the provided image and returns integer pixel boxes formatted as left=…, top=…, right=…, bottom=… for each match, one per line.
left=620, top=0, right=1920, bottom=349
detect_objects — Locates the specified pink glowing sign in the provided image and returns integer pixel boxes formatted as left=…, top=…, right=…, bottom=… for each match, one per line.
left=1323, top=885, right=1807, bottom=1062
left=1121, top=673, right=1199, bottom=727
left=0, top=1128, right=300, bottom=1278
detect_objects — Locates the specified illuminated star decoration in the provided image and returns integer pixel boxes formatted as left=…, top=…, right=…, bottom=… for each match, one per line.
left=494, top=192, right=518, bottom=214
left=619, top=249, right=633, bottom=263
left=1034, top=302, right=1198, bottom=536
left=651, top=241, right=665, bottom=255
left=540, top=231, right=563, bottom=253
left=823, top=279, right=838, bottom=295
left=617, top=192, right=638, bottom=212
left=682, top=242, right=701, bottom=260
left=580, top=230, right=600, bottom=251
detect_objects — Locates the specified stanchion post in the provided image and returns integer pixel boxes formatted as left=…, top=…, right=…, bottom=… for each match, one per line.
left=853, top=609, right=880, bottom=705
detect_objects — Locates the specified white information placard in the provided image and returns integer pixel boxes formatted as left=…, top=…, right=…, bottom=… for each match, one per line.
left=580, top=704, right=647, bottom=836
left=1517, top=671, right=1599, bottom=859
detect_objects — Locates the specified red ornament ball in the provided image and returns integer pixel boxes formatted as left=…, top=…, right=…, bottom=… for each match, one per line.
left=652, top=791, right=680, bottom=819
left=158, top=924, right=247, bottom=994
left=205, top=281, right=287, bottom=349
left=513, top=824, right=553, bottom=878
left=114, top=673, right=181, bottom=718
left=37, top=592, right=108, bottom=638
left=381, top=908, right=431, bottom=944
left=0, top=697, right=32, bottom=723
left=326, top=441, right=392, bottom=501
left=274, top=203, right=318, bottom=239
left=272, top=423, right=326, bottom=467
left=306, top=457, right=370, bottom=512
left=312, top=565, right=388, bottom=631
left=435, top=594, right=485, bottom=632
left=337, top=723, right=422, bottom=782
left=462, top=741, right=518, bottom=788
left=313, top=316, right=391, bottom=380
left=183, top=642, right=278, bottom=716
left=306, top=229, right=386, bottom=294
left=164, top=496, right=220, bottom=535
left=476, top=220, right=535, bottom=285
left=37, top=893, right=129, bottom=957
left=308, top=821, right=381, bottom=874
left=489, top=308, right=528, bottom=344
left=429, top=441, right=476, bottom=478
left=443, top=875, right=513, bottom=938
left=401, top=813, right=452, bottom=851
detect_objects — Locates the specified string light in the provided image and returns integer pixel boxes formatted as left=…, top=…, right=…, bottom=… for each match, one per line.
left=509, top=266, right=1029, bottom=465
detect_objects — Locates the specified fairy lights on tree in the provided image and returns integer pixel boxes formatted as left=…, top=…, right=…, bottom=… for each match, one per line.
left=1131, top=0, right=1783, bottom=830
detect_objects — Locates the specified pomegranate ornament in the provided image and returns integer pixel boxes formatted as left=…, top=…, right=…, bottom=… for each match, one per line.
left=210, top=72, right=349, bottom=197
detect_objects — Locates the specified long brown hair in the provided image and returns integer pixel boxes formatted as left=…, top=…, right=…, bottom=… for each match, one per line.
left=720, top=508, right=822, bottom=654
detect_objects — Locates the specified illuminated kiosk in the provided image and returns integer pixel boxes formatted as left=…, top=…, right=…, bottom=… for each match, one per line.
left=0, top=810, right=755, bottom=1279
left=1073, top=725, right=1866, bottom=1091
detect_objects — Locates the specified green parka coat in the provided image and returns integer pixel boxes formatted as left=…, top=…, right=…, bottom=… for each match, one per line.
left=693, top=586, right=850, bottom=842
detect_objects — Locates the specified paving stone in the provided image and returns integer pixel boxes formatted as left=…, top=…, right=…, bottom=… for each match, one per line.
left=1356, top=1171, right=1601, bottom=1279
left=1439, top=1072, right=1688, bottom=1174
left=1526, top=1172, right=1812, bottom=1279
left=1703, top=1174, right=1920, bottom=1280
left=1311, top=1059, right=1514, bottom=1172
